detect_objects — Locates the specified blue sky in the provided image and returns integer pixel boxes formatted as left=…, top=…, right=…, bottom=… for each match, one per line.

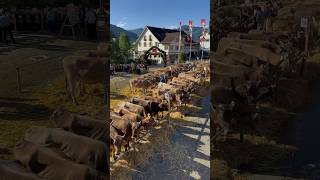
left=110, top=0, right=210, bottom=30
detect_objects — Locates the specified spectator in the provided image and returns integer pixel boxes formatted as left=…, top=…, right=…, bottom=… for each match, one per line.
left=47, top=8, right=57, bottom=34
left=255, top=7, right=264, bottom=31
left=136, top=64, right=141, bottom=74
left=263, top=5, right=273, bottom=33
left=85, top=8, right=97, bottom=40
left=0, top=11, right=15, bottom=44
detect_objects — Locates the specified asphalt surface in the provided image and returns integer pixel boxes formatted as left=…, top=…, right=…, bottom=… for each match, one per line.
left=133, top=95, right=210, bottom=180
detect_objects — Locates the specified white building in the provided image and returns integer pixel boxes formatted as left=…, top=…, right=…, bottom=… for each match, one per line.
left=134, top=26, right=200, bottom=64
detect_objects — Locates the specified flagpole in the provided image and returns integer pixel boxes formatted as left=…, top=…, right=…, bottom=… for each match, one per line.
left=189, top=20, right=192, bottom=62
left=178, top=20, right=182, bottom=64
left=201, top=19, right=206, bottom=61
left=201, top=42, right=204, bottom=61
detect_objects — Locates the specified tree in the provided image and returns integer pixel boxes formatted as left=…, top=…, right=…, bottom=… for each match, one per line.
left=111, top=38, right=125, bottom=64
left=119, top=32, right=130, bottom=51
left=118, top=32, right=131, bottom=62
left=178, top=52, right=186, bottom=63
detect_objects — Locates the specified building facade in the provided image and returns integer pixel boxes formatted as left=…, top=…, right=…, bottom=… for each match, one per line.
left=134, top=26, right=200, bottom=64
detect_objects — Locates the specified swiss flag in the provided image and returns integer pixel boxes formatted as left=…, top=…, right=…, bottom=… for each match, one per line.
left=201, top=19, right=206, bottom=26
left=189, top=20, right=193, bottom=28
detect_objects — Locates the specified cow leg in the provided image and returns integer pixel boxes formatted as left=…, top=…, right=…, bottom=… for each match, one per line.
left=79, top=81, right=86, bottom=96
left=69, top=77, right=78, bottom=105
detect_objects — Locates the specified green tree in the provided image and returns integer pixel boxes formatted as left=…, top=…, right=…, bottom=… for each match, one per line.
left=119, top=33, right=130, bottom=51
left=118, top=32, right=131, bottom=62
left=178, top=52, right=186, bottom=63
left=111, top=38, right=125, bottom=64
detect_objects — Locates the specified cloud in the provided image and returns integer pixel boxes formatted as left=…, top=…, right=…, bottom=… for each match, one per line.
left=166, top=25, right=178, bottom=29
left=117, top=21, right=127, bottom=28
left=117, top=17, right=128, bottom=28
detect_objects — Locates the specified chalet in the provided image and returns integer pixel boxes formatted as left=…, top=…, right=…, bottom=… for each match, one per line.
left=133, top=26, right=200, bottom=64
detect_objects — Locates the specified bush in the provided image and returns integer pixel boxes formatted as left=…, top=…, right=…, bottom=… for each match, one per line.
left=178, top=52, right=186, bottom=63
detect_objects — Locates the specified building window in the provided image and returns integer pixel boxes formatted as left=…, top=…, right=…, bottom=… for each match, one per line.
left=155, top=42, right=159, bottom=47
left=149, top=42, right=152, bottom=47
left=144, top=42, right=147, bottom=47
left=139, top=42, right=141, bottom=47
left=165, top=45, right=168, bottom=50
left=176, top=46, right=179, bottom=50
left=144, top=36, right=147, bottom=41
left=149, top=35, right=152, bottom=41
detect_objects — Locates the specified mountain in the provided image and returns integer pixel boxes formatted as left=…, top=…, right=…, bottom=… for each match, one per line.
left=111, top=24, right=138, bottom=43
left=129, top=28, right=144, bottom=37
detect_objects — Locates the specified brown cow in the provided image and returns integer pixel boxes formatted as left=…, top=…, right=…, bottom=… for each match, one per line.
left=24, top=127, right=108, bottom=173
left=14, top=141, right=106, bottom=180
left=110, top=125, right=125, bottom=160
left=0, top=160, right=43, bottom=180
left=62, top=56, right=107, bottom=105
left=50, top=108, right=107, bottom=143
left=110, top=114, right=140, bottom=143
left=123, top=102, right=147, bottom=117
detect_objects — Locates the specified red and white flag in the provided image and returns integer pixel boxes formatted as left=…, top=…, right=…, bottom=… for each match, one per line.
left=189, top=20, right=193, bottom=28
left=201, top=19, right=206, bottom=27
left=201, top=19, right=206, bottom=44
left=189, top=20, right=193, bottom=42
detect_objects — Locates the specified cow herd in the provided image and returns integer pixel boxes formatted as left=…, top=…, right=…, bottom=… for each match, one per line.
left=0, top=108, right=108, bottom=180
left=211, top=0, right=317, bottom=144
left=110, top=61, right=209, bottom=161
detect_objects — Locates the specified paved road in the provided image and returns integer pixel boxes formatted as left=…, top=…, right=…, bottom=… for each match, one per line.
left=133, top=96, right=210, bottom=180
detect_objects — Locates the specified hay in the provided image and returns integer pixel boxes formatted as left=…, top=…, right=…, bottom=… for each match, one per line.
left=31, top=75, right=106, bottom=119
left=110, top=121, right=174, bottom=179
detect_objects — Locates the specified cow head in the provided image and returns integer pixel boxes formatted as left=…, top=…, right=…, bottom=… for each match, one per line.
left=50, top=107, right=71, bottom=128
left=159, top=102, right=169, bottom=111
left=14, top=140, right=39, bottom=172
left=213, top=101, right=238, bottom=127
left=24, top=127, right=52, bottom=145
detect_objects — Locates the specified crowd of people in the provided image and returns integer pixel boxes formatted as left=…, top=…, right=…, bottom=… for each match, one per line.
left=240, top=0, right=281, bottom=33
left=110, top=63, right=148, bottom=75
left=252, top=1, right=279, bottom=32
left=0, top=3, right=104, bottom=44
left=44, top=3, right=99, bottom=40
